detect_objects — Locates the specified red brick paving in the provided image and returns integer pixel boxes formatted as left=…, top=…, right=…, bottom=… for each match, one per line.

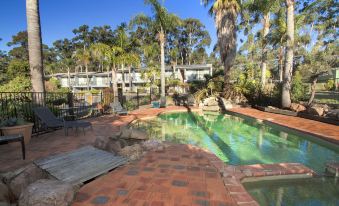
left=0, top=106, right=196, bottom=173
left=230, top=108, right=339, bottom=145
left=72, top=144, right=236, bottom=206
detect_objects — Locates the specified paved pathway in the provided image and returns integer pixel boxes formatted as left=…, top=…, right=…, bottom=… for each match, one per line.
left=230, top=108, right=339, bottom=144
left=72, top=144, right=236, bottom=206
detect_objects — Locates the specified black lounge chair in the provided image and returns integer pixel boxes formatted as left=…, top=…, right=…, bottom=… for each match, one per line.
left=0, top=134, right=25, bottom=159
left=110, top=102, right=128, bottom=115
left=33, top=107, right=92, bottom=136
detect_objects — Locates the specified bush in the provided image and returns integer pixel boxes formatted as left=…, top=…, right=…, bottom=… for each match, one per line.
left=0, top=76, right=31, bottom=92
left=325, top=79, right=335, bottom=91
left=291, top=71, right=307, bottom=102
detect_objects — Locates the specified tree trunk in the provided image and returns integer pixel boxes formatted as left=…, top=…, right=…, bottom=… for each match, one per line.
left=215, top=8, right=237, bottom=93
left=26, top=0, right=45, bottom=93
left=85, top=64, right=89, bottom=90
left=159, top=28, right=166, bottom=98
left=278, top=46, right=284, bottom=82
left=281, top=0, right=294, bottom=108
left=111, top=66, right=118, bottom=101
left=261, top=12, right=270, bottom=89
left=307, top=77, right=317, bottom=106
left=129, top=66, right=132, bottom=92
left=121, top=63, right=125, bottom=94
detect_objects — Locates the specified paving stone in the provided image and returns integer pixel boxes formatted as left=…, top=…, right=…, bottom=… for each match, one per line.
left=172, top=180, right=188, bottom=187
left=91, top=196, right=109, bottom=205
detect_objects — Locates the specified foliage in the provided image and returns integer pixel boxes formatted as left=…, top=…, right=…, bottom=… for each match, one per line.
left=0, top=76, right=31, bottom=92
left=325, top=79, right=335, bottom=91
left=291, top=71, right=307, bottom=102
left=6, top=59, right=30, bottom=80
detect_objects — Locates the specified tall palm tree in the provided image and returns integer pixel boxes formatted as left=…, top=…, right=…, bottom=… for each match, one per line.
left=90, top=43, right=108, bottom=72
left=203, top=0, right=240, bottom=93
left=281, top=0, right=294, bottom=108
left=144, top=0, right=180, bottom=99
left=104, top=46, right=123, bottom=98
left=26, top=0, right=45, bottom=93
left=73, top=49, right=91, bottom=90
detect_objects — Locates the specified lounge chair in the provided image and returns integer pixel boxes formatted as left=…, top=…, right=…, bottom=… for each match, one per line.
left=33, top=107, right=92, bottom=136
left=0, top=134, right=25, bottom=159
left=110, top=102, right=128, bottom=115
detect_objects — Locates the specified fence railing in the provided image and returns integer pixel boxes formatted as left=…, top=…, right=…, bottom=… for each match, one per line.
left=0, top=89, right=159, bottom=134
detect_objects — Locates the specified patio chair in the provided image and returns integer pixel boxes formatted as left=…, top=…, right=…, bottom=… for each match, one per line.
left=0, top=134, right=25, bottom=159
left=33, top=107, right=92, bottom=136
left=110, top=102, right=128, bottom=115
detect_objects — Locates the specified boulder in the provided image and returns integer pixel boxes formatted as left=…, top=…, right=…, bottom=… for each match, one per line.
left=203, top=97, right=219, bottom=106
left=120, top=127, right=132, bottom=139
left=118, top=144, right=143, bottom=161
left=326, top=109, right=339, bottom=120
left=290, top=103, right=306, bottom=113
left=220, top=98, right=233, bottom=110
left=141, top=140, right=165, bottom=152
left=0, top=182, right=10, bottom=206
left=106, top=140, right=122, bottom=154
left=130, top=129, right=149, bottom=140
left=202, top=105, right=220, bottom=112
left=18, top=179, right=75, bottom=206
left=308, top=106, right=325, bottom=116
left=6, top=164, right=46, bottom=199
left=93, top=136, right=110, bottom=151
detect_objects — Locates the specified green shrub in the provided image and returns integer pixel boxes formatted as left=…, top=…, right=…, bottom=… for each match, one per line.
left=325, top=79, right=335, bottom=91
left=0, top=76, right=31, bottom=92
left=291, top=71, right=307, bottom=102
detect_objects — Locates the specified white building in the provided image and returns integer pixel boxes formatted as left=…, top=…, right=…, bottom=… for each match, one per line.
left=46, top=64, right=213, bottom=92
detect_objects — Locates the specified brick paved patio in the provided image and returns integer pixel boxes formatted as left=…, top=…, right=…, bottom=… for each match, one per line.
left=229, top=108, right=339, bottom=145
left=0, top=106, right=194, bottom=173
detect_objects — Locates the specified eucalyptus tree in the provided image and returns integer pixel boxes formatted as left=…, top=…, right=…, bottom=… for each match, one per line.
left=244, top=0, right=280, bottom=88
left=281, top=0, right=295, bottom=108
left=181, top=18, right=211, bottom=65
left=7, top=31, right=29, bottom=60
left=26, top=0, right=45, bottom=93
left=203, top=0, right=240, bottom=94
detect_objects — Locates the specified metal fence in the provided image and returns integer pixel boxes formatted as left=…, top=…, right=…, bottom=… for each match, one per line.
left=0, top=89, right=158, bottom=134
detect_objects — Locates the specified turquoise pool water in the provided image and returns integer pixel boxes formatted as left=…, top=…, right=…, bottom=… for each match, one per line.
left=243, top=177, right=339, bottom=206
left=133, top=112, right=338, bottom=173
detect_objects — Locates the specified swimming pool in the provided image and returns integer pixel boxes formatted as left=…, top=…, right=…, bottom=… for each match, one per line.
left=131, top=111, right=339, bottom=205
left=132, top=111, right=338, bottom=173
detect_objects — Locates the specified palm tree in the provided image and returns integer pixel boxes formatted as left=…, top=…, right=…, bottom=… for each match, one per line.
left=281, top=0, right=294, bottom=108
left=90, top=43, right=109, bottom=72
left=73, top=49, right=91, bottom=90
left=203, top=0, right=240, bottom=93
left=104, top=46, right=123, bottom=98
left=26, top=0, right=45, bottom=93
left=144, top=0, right=180, bottom=99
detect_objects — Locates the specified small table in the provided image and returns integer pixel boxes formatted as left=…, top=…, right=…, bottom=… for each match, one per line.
left=0, top=134, right=25, bottom=159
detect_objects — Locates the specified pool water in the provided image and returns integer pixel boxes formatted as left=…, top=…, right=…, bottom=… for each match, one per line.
left=132, top=112, right=338, bottom=173
left=131, top=112, right=339, bottom=206
left=243, top=177, right=339, bottom=206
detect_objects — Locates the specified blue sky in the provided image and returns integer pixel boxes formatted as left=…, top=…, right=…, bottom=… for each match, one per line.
left=0, top=0, right=218, bottom=53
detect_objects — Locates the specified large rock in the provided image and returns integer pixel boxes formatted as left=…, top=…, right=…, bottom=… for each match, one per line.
left=130, top=129, right=149, bottom=140
left=93, top=136, right=122, bottom=154
left=141, top=140, right=165, bottom=152
left=203, top=97, right=219, bottom=106
left=118, top=144, right=143, bottom=161
left=308, top=106, right=325, bottom=116
left=326, top=109, right=339, bottom=120
left=93, top=136, right=110, bottom=151
left=5, top=164, right=46, bottom=199
left=290, top=103, right=306, bottom=112
left=18, top=179, right=75, bottom=206
left=220, top=98, right=233, bottom=110
left=120, top=127, right=132, bottom=139
left=202, top=105, right=220, bottom=112
left=0, top=182, right=10, bottom=206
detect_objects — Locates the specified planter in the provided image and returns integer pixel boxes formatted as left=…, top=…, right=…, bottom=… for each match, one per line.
left=1, top=123, right=34, bottom=145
